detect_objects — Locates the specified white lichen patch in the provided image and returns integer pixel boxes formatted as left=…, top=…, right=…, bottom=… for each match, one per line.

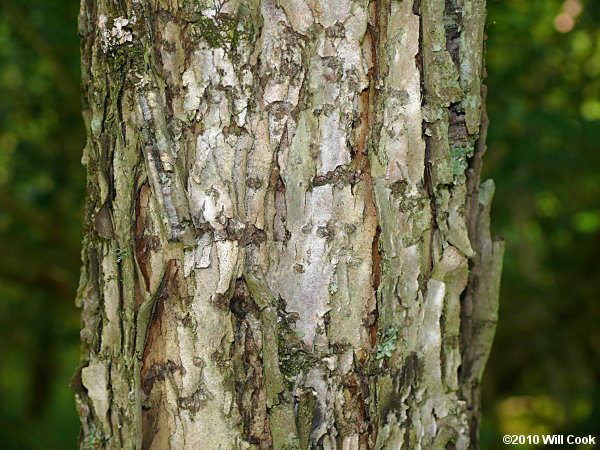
left=81, top=360, right=110, bottom=432
left=99, top=15, right=133, bottom=52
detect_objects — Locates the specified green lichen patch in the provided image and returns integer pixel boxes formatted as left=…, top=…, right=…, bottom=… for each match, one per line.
left=80, top=420, right=103, bottom=449
left=362, top=324, right=401, bottom=377
left=244, top=274, right=275, bottom=310
left=115, top=247, right=129, bottom=262
left=276, top=306, right=316, bottom=388
left=328, top=283, right=338, bottom=295
left=194, top=16, right=232, bottom=48
left=449, top=145, right=474, bottom=176
left=278, top=328, right=314, bottom=386
left=269, top=404, right=300, bottom=449
left=296, top=390, right=316, bottom=449
left=376, top=324, right=399, bottom=360
left=191, top=8, right=257, bottom=51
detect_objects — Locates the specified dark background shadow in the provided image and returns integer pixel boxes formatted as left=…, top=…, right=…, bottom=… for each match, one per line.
left=0, top=0, right=598, bottom=448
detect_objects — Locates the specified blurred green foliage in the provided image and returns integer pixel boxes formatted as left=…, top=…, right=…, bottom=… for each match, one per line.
left=0, top=0, right=83, bottom=448
left=0, top=0, right=598, bottom=448
left=482, top=0, right=600, bottom=447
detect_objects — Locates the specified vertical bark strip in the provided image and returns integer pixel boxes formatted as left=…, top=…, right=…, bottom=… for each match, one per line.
left=74, top=0, right=502, bottom=448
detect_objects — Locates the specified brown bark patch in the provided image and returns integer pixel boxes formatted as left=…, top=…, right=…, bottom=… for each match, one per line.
left=230, top=279, right=272, bottom=448
left=140, top=259, right=182, bottom=446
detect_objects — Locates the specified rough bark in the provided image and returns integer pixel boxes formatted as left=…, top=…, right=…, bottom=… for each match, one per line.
left=74, top=0, right=503, bottom=448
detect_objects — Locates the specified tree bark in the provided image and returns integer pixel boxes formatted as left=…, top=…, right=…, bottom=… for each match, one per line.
left=74, top=0, right=503, bottom=448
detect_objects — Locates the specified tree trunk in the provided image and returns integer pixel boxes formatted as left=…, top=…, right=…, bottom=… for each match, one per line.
left=74, top=0, right=503, bottom=448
